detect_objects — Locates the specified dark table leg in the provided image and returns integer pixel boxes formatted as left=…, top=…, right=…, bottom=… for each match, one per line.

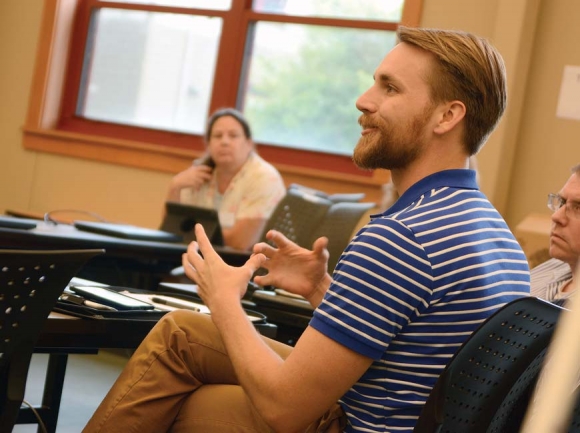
left=39, top=353, right=69, bottom=433
left=15, top=353, right=69, bottom=432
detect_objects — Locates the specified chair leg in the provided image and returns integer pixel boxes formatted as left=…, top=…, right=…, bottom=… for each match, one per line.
left=40, top=354, right=69, bottom=433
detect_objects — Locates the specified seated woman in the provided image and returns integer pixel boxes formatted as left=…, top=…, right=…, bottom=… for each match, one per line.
left=166, top=108, right=285, bottom=251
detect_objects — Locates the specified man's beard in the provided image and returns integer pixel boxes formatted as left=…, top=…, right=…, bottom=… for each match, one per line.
left=352, top=106, right=433, bottom=171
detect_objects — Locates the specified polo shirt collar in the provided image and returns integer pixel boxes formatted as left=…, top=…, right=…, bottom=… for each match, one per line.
left=384, top=169, right=479, bottom=215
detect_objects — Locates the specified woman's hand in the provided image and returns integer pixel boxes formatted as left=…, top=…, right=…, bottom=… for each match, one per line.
left=252, top=230, right=331, bottom=306
left=182, top=224, right=266, bottom=312
left=167, top=164, right=213, bottom=201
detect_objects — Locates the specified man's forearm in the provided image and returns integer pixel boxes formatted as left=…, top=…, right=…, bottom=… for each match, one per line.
left=210, top=303, right=309, bottom=431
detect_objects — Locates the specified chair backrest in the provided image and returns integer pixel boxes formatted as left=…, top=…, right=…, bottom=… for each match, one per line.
left=260, top=188, right=333, bottom=248
left=413, top=296, right=564, bottom=433
left=288, top=183, right=365, bottom=203
left=309, top=201, right=375, bottom=273
left=0, top=248, right=103, bottom=431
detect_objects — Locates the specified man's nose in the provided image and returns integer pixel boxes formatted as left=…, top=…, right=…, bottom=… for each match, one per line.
left=552, top=204, right=568, bottom=225
left=356, top=87, right=377, bottom=113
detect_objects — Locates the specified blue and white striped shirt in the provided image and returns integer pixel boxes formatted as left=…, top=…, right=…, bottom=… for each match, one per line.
left=310, top=170, right=530, bottom=432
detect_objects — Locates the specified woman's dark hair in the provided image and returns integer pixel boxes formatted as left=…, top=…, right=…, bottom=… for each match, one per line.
left=205, top=108, right=252, bottom=142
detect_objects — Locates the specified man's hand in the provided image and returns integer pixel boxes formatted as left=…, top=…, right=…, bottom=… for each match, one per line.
left=182, top=224, right=266, bottom=312
left=182, top=229, right=371, bottom=433
left=252, top=230, right=332, bottom=306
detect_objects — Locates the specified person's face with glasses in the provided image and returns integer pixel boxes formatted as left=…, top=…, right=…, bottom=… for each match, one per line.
left=548, top=171, right=580, bottom=268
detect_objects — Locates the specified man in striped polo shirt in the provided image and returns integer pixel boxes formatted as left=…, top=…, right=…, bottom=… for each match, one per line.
left=84, top=27, right=530, bottom=433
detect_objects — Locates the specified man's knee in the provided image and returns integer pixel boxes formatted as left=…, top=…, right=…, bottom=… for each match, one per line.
left=153, top=310, right=224, bottom=351
left=158, top=309, right=215, bottom=334
left=171, top=385, right=272, bottom=433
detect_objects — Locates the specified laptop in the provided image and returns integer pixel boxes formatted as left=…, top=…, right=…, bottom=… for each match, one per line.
left=160, top=202, right=224, bottom=246
left=74, top=221, right=183, bottom=243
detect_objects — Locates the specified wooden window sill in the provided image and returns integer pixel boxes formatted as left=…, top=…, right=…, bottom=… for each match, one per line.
left=22, top=126, right=390, bottom=188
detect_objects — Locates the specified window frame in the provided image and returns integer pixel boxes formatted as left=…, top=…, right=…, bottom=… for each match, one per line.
left=22, top=0, right=422, bottom=184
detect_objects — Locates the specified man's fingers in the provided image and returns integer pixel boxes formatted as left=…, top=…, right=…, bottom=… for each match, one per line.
left=312, top=236, right=329, bottom=252
left=253, top=273, right=272, bottom=288
left=253, top=242, right=277, bottom=257
left=194, top=224, right=218, bottom=259
left=185, top=240, right=201, bottom=265
left=187, top=240, right=199, bottom=254
left=246, top=253, right=267, bottom=275
left=182, top=253, right=198, bottom=282
left=265, top=230, right=294, bottom=248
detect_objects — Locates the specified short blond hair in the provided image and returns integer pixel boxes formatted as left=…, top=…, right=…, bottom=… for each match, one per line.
left=397, top=26, right=507, bottom=155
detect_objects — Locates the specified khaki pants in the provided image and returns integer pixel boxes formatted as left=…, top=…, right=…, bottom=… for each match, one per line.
left=83, top=310, right=346, bottom=433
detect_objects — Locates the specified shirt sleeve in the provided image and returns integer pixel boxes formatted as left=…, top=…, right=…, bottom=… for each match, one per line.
left=310, top=217, right=434, bottom=360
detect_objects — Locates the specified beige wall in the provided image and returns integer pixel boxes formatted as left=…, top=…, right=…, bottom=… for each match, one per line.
left=0, top=0, right=43, bottom=214
left=506, top=0, right=580, bottom=226
left=0, top=0, right=174, bottom=228
left=0, top=0, right=577, bottom=230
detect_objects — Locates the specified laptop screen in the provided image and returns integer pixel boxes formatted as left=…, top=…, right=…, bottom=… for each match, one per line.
left=160, top=202, right=224, bottom=246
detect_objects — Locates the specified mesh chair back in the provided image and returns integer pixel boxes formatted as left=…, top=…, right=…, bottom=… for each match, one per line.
left=0, top=249, right=103, bottom=431
left=413, top=297, right=563, bottom=433
left=310, top=201, right=375, bottom=272
left=260, top=188, right=333, bottom=248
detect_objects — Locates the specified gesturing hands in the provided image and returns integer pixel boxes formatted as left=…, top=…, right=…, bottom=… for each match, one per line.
left=182, top=224, right=265, bottom=312
left=183, top=226, right=332, bottom=312
left=252, top=230, right=331, bottom=307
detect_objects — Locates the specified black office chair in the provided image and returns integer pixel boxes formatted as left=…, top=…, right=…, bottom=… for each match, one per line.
left=260, top=187, right=333, bottom=248
left=413, top=296, right=565, bottom=433
left=288, top=183, right=366, bottom=203
left=309, top=201, right=375, bottom=273
left=0, top=248, right=102, bottom=431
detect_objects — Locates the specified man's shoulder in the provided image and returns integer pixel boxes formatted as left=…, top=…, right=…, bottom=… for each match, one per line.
left=387, top=187, right=498, bottom=228
left=351, top=216, right=430, bottom=265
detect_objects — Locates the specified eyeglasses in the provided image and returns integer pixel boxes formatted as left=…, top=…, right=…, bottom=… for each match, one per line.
left=547, top=193, right=580, bottom=219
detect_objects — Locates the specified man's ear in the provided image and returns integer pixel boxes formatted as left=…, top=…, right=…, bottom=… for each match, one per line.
left=433, top=101, right=466, bottom=135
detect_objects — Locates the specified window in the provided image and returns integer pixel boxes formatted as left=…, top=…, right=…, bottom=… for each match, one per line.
left=25, top=0, right=422, bottom=178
